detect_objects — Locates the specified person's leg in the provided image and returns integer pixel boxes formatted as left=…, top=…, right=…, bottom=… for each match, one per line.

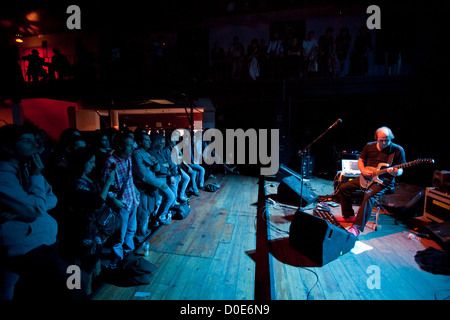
left=123, top=205, right=137, bottom=254
left=135, top=192, right=150, bottom=243
left=156, top=186, right=176, bottom=224
left=179, top=168, right=190, bottom=201
left=190, top=164, right=205, bottom=188
left=111, top=207, right=131, bottom=266
left=0, top=267, right=20, bottom=300
left=353, top=183, right=387, bottom=233
left=169, top=175, right=181, bottom=205
left=191, top=170, right=199, bottom=193
left=13, top=243, right=89, bottom=300
left=337, top=176, right=361, bottom=219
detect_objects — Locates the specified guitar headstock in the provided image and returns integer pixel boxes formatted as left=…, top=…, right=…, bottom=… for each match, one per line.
left=415, top=158, right=435, bottom=164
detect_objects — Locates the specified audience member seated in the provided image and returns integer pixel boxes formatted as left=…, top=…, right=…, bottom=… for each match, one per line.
left=165, top=130, right=189, bottom=202
left=91, top=129, right=113, bottom=181
left=45, top=128, right=86, bottom=202
left=149, top=132, right=180, bottom=214
left=170, top=129, right=201, bottom=197
left=189, top=131, right=206, bottom=191
left=60, top=148, right=116, bottom=289
left=0, top=124, right=88, bottom=300
left=132, top=129, right=164, bottom=240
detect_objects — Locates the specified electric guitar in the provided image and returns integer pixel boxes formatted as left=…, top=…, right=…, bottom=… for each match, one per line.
left=359, top=158, right=434, bottom=189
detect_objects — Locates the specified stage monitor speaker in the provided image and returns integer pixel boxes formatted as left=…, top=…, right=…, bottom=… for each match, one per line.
left=432, top=170, right=450, bottom=194
left=277, top=175, right=318, bottom=207
left=379, top=183, right=425, bottom=216
left=426, top=220, right=450, bottom=249
left=289, top=211, right=357, bottom=266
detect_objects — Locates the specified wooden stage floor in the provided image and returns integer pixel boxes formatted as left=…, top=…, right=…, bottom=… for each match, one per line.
left=89, top=174, right=450, bottom=301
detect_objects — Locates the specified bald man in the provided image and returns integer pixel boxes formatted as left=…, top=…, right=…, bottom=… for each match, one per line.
left=337, top=127, right=406, bottom=237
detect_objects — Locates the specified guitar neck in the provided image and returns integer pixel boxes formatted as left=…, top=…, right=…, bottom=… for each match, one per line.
left=376, top=160, right=423, bottom=175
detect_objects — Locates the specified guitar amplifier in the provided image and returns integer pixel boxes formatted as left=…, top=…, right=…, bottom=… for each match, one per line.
left=423, top=187, right=450, bottom=223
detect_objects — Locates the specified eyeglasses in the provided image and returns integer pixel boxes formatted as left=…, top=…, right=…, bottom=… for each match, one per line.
left=378, top=138, right=390, bottom=142
left=18, top=137, right=36, bottom=144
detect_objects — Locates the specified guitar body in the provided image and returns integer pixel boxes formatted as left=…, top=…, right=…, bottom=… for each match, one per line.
left=358, top=158, right=434, bottom=189
left=359, top=163, right=390, bottom=189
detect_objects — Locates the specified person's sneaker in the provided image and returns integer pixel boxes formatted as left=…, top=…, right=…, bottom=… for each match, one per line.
left=158, top=214, right=171, bottom=225
left=347, top=226, right=360, bottom=237
left=158, top=218, right=171, bottom=225
left=150, top=220, right=160, bottom=227
left=336, top=216, right=356, bottom=223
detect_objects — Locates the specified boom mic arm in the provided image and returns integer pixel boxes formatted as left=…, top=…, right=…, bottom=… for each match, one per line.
left=298, top=118, right=343, bottom=155
left=328, top=118, right=342, bottom=130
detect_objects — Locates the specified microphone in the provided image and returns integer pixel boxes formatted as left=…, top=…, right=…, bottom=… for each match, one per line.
left=328, top=118, right=342, bottom=130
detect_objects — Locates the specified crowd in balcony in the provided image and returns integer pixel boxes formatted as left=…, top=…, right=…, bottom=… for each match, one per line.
left=17, top=24, right=402, bottom=86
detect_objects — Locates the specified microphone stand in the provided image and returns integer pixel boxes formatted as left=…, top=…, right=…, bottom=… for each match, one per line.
left=297, top=120, right=341, bottom=210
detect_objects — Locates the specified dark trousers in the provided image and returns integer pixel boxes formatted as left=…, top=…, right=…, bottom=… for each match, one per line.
left=337, top=176, right=391, bottom=232
left=1, top=243, right=89, bottom=300
left=135, top=189, right=156, bottom=244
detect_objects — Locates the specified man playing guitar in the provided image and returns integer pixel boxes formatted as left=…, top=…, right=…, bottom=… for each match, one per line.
left=337, top=126, right=406, bottom=237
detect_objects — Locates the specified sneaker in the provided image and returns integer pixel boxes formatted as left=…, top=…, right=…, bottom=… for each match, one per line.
left=158, top=214, right=171, bottom=225
left=108, top=263, right=117, bottom=271
left=158, top=218, right=171, bottom=225
left=150, top=220, right=160, bottom=227
left=336, top=216, right=356, bottom=223
left=347, top=226, right=360, bottom=237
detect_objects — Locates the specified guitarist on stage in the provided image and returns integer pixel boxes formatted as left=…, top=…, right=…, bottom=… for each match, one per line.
left=337, top=126, right=406, bottom=237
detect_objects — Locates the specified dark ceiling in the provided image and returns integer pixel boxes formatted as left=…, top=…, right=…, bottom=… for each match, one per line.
left=1, top=0, right=393, bottom=36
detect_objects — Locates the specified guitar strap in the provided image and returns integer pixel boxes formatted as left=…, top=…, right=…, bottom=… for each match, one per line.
left=387, top=152, right=395, bottom=167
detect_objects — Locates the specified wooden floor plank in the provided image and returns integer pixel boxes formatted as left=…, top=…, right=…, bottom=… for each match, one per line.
left=283, top=264, right=308, bottom=300
left=179, top=256, right=215, bottom=300
left=316, top=263, right=346, bottom=300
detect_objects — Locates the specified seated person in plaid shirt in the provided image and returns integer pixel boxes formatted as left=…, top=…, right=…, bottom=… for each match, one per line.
left=102, top=132, right=140, bottom=268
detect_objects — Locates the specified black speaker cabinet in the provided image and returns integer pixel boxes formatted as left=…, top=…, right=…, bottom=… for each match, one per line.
left=289, top=211, right=357, bottom=266
left=277, top=175, right=318, bottom=207
left=432, top=170, right=450, bottom=194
